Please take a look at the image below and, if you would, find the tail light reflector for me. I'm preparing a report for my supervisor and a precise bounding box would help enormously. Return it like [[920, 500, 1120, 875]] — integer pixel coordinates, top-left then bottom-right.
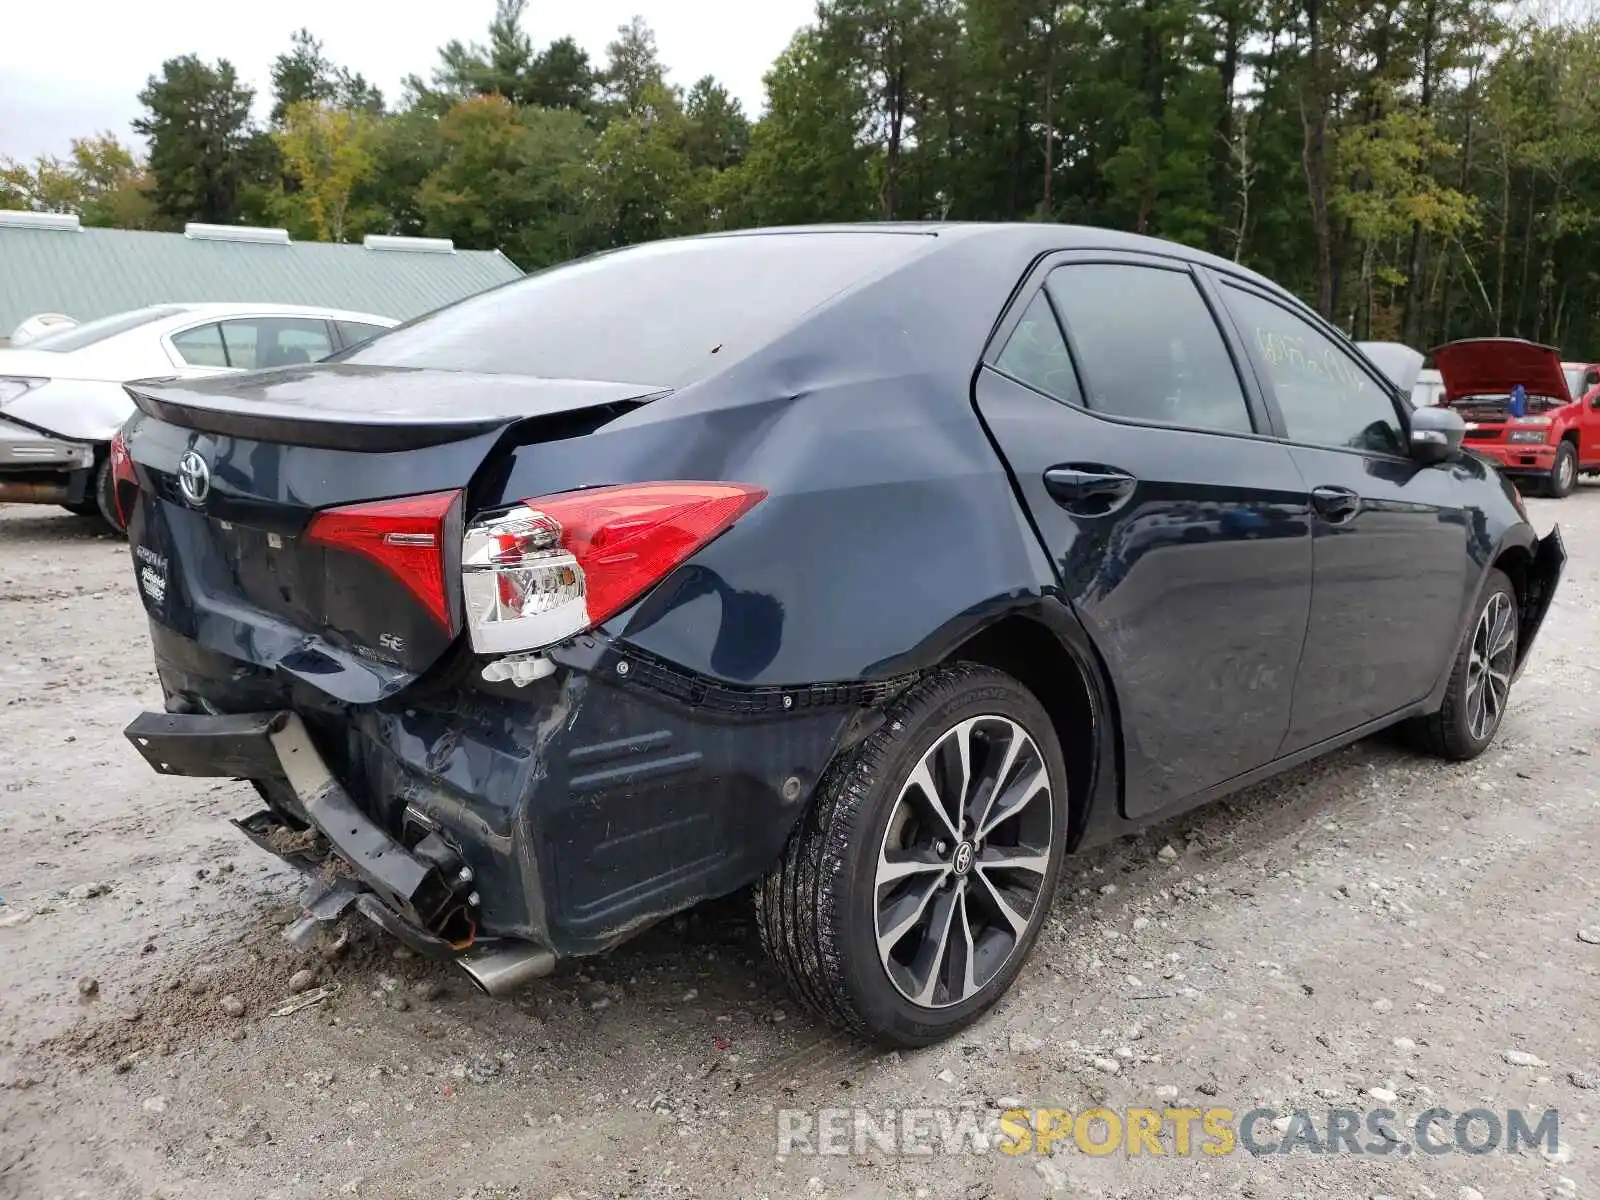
[[306, 490, 463, 630], [462, 482, 767, 655], [109, 428, 137, 527]]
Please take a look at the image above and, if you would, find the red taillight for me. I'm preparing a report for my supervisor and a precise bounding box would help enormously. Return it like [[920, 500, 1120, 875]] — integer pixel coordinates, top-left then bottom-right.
[[109, 429, 137, 527], [460, 481, 767, 655], [538, 482, 767, 623], [306, 489, 462, 630]]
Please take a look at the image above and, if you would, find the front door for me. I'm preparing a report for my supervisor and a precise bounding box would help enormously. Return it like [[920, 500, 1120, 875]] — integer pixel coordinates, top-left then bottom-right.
[[975, 255, 1314, 818], [1578, 367, 1600, 465], [1213, 278, 1466, 750]]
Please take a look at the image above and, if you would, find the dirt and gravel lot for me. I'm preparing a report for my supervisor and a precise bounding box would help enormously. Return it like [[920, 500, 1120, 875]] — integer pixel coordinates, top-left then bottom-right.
[[1, 492, 1598, 1200]]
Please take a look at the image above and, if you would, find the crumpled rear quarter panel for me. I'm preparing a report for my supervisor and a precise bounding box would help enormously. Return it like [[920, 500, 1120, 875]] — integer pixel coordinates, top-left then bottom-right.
[[348, 650, 866, 955]]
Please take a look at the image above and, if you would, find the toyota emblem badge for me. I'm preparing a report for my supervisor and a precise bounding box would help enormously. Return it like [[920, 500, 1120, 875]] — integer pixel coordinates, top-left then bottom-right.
[[177, 449, 211, 506]]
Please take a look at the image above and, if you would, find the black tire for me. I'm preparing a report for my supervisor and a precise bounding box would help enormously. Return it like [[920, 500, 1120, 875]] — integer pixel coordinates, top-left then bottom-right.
[[93, 456, 125, 534], [1405, 569, 1518, 761], [755, 663, 1069, 1047], [1549, 440, 1578, 498]]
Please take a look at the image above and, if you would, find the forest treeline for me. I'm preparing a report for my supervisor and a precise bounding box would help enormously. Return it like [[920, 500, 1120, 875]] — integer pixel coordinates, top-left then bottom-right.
[[6, 0, 1600, 352]]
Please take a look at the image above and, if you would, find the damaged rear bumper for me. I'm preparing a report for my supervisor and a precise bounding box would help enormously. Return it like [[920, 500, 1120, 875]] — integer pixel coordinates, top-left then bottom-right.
[[126, 710, 485, 959], [1515, 524, 1567, 680], [125, 623, 873, 968], [0, 418, 99, 506]]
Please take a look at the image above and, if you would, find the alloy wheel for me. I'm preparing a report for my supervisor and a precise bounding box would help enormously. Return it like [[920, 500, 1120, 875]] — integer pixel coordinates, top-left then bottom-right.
[[1466, 591, 1516, 741], [873, 715, 1053, 1009], [1560, 452, 1577, 492]]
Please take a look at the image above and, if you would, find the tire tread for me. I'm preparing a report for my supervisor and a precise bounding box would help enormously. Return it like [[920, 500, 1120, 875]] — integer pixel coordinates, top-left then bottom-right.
[[754, 662, 1059, 1042], [1405, 569, 1516, 761]]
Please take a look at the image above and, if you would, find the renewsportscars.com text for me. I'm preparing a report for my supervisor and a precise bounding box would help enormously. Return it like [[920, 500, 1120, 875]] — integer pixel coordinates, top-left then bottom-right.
[[776, 1106, 1560, 1158]]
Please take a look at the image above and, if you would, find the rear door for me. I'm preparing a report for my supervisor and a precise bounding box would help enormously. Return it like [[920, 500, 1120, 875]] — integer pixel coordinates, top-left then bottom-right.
[[974, 251, 1313, 818], [1211, 275, 1464, 750]]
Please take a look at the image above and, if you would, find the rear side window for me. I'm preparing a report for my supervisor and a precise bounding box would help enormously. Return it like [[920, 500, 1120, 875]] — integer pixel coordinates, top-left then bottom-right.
[[218, 318, 334, 369], [343, 232, 934, 386], [170, 323, 228, 368], [335, 320, 387, 349], [1222, 285, 1406, 456], [995, 293, 1081, 404], [1045, 264, 1254, 435]]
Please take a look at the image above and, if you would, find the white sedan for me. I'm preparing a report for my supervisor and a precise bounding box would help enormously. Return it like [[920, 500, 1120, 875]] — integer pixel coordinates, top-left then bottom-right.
[[0, 302, 397, 530]]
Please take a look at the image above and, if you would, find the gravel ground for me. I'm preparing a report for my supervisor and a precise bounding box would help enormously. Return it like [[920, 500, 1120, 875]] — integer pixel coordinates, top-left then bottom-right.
[[0, 492, 1597, 1200]]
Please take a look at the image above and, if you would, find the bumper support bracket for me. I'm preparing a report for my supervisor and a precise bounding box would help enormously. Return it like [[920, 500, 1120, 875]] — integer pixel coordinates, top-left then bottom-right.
[[124, 709, 475, 953]]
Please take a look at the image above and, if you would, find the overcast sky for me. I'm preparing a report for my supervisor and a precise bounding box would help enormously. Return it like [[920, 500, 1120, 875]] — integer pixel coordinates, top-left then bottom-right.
[[0, 0, 817, 162]]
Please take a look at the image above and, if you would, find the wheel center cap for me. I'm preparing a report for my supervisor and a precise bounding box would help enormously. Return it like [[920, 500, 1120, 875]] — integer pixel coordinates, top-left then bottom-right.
[[952, 840, 975, 876]]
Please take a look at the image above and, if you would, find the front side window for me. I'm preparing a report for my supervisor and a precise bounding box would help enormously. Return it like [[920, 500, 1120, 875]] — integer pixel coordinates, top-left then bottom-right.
[[1044, 264, 1254, 435], [1223, 285, 1405, 456], [995, 292, 1081, 405], [170, 323, 228, 368], [217, 318, 334, 369]]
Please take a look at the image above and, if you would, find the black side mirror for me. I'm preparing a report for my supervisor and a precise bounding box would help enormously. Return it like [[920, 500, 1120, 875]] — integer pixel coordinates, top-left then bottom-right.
[[1409, 405, 1464, 464]]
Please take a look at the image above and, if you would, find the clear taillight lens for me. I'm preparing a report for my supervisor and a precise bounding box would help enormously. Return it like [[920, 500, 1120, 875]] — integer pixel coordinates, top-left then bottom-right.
[[462, 507, 588, 654], [463, 481, 767, 656]]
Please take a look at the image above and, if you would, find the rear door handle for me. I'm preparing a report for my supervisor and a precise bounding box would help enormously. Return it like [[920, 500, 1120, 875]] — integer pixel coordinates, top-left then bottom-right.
[[1310, 485, 1362, 523], [1044, 465, 1138, 514]]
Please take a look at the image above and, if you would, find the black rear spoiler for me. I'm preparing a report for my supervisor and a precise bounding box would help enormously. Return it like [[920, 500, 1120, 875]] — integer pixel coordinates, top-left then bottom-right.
[[126, 384, 509, 451], [125, 365, 665, 453]]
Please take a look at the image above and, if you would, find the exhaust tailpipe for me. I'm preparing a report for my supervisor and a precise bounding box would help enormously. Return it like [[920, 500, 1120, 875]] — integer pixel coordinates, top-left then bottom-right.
[[457, 941, 557, 996]]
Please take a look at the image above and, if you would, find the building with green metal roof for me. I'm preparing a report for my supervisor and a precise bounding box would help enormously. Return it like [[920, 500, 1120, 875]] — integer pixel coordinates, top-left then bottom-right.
[[0, 212, 523, 342]]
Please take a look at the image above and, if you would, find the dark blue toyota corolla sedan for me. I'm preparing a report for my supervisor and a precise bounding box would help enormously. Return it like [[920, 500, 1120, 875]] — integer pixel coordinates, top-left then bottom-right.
[[116, 224, 1564, 1046]]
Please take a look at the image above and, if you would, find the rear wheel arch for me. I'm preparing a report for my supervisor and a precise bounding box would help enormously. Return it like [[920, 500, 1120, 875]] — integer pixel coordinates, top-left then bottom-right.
[[1491, 542, 1542, 668], [1405, 567, 1518, 760], [755, 661, 1072, 1044], [1494, 542, 1531, 600], [939, 612, 1114, 844]]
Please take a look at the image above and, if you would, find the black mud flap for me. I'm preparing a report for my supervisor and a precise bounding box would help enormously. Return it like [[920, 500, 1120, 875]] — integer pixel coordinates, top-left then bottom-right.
[[1517, 524, 1567, 679]]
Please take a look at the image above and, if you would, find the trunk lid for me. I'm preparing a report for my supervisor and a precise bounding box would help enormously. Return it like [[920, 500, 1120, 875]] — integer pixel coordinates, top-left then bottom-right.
[[123, 365, 663, 703]]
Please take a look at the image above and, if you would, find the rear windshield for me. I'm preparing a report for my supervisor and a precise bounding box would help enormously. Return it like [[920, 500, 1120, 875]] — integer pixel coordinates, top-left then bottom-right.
[[30, 306, 186, 352], [341, 232, 934, 386]]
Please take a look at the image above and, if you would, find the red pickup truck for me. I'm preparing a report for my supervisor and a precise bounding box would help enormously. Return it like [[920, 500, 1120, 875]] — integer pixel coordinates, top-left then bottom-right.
[[1433, 337, 1600, 497]]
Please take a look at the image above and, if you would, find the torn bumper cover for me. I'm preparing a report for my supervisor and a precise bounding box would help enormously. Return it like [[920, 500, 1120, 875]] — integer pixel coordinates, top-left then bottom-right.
[[125, 710, 482, 960], [122, 629, 870, 971], [1515, 524, 1567, 680]]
